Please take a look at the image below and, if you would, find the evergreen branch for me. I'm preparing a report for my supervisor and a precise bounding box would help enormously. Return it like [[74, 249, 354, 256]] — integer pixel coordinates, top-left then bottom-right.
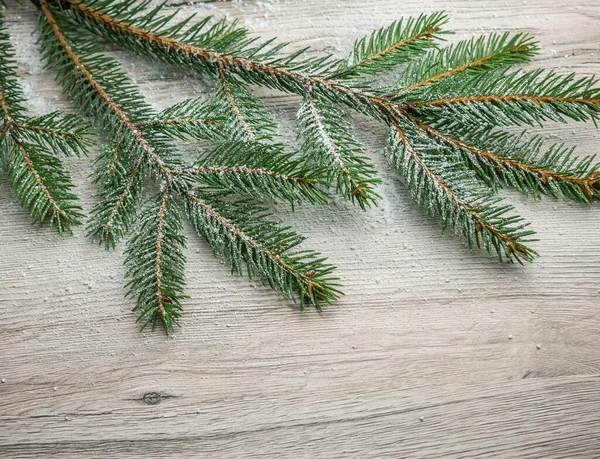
[[38, 0, 174, 174], [0, 12, 86, 232], [125, 186, 186, 332], [416, 120, 600, 200], [0, 15, 26, 123], [212, 63, 276, 142], [181, 165, 323, 202], [105, 125, 123, 176], [298, 89, 381, 209], [2, 134, 83, 232], [385, 120, 536, 262], [35, 1, 341, 330], [218, 59, 256, 142], [175, 141, 328, 204], [38, 0, 182, 246], [17, 123, 72, 137], [392, 32, 538, 96], [88, 154, 145, 248], [329, 12, 448, 80], [184, 191, 341, 308], [57, 0, 407, 119], [135, 97, 222, 141], [8, 1, 597, 333], [412, 69, 600, 126], [15, 113, 93, 156]]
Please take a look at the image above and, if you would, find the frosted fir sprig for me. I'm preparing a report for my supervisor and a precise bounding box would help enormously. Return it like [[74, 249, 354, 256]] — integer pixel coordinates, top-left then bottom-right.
[[1, 0, 598, 332]]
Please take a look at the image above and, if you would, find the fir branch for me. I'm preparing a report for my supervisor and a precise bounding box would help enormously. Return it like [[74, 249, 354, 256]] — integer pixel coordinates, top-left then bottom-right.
[[178, 141, 328, 205], [298, 89, 381, 208], [392, 32, 538, 96], [57, 0, 407, 119], [184, 191, 341, 309], [37, 0, 180, 245], [412, 69, 600, 126], [329, 12, 448, 80], [134, 98, 221, 142], [15, 112, 93, 156], [125, 186, 186, 332], [35, 0, 340, 330], [6, 1, 598, 333], [38, 0, 175, 172], [415, 120, 600, 200], [212, 62, 277, 142], [218, 59, 256, 141], [0, 12, 87, 233], [88, 153, 145, 248], [386, 120, 536, 262], [2, 135, 83, 232]]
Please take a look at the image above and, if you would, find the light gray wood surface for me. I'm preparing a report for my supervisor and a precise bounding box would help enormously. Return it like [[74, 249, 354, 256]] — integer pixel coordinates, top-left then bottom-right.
[[1, 1, 600, 457]]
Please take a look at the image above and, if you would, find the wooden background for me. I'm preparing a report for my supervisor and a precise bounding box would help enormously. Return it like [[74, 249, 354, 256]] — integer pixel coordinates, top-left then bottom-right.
[[1, 0, 599, 457]]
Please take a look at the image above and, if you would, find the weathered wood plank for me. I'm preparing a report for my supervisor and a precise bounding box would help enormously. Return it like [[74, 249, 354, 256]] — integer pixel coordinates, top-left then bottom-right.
[[1, 0, 599, 457]]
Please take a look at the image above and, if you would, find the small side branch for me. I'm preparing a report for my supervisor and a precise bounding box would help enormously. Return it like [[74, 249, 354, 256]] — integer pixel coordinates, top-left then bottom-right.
[[217, 59, 256, 141], [416, 121, 600, 198], [134, 118, 214, 128], [415, 94, 600, 108], [175, 165, 315, 185], [16, 141, 65, 219], [304, 89, 367, 198], [155, 184, 169, 324], [390, 120, 533, 259]]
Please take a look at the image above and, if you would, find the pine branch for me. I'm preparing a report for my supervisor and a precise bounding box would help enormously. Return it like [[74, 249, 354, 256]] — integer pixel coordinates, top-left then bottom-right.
[[2, 135, 83, 232], [385, 120, 536, 263], [37, 0, 181, 246], [125, 186, 186, 332], [213, 61, 276, 142], [392, 32, 538, 96], [34, 0, 339, 331], [178, 141, 328, 205], [298, 89, 381, 208], [329, 12, 448, 80], [411, 69, 600, 126], [15, 113, 92, 156], [88, 153, 146, 248], [0, 11, 88, 233], [184, 191, 341, 309], [56, 0, 404, 119], [135, 98, 220, 142], [415, 120, 600, 200], [5, 0, 597, 333]]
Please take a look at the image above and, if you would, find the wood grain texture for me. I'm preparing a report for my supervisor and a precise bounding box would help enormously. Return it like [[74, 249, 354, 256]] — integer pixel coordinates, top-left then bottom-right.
[[1, 0, 600, 457]]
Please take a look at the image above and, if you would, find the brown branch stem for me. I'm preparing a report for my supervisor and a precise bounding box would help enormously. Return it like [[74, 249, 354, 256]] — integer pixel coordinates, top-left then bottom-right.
[[175, 165, 313, 184], [415, 94, 600, 108], [155, 184, 169, 322]]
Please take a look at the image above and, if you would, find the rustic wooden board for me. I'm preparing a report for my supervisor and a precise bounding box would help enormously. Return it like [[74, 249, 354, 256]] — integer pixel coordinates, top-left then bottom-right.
[[1, 0, 599, 457]]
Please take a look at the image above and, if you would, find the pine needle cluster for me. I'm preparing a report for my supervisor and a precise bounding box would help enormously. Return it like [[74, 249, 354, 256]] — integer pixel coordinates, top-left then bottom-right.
[[1, 0, 599, 332]]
